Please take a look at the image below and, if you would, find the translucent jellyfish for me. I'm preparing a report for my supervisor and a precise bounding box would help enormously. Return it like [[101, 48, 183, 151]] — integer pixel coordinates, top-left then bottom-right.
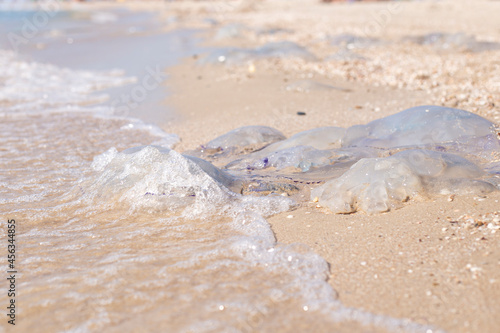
[[250, 145, 382, 173], [184, 155, 242, 192], [342, 105, 498, 155], [392, 150, 485, 179], [326, 49, 368, 61], [285, 80, 350, 93], [311, 157, 422, 214], [447, 133, 500, 162], [329, 33, 381, 49], [403, 32, 474, 49], [214, 23, 248, 40], [204, 125, 286, 151], [117, 147, 243, 193], [228, 127, 346, 171], [200, 41, 316, 65], [87, 146, 237, 212], [86, 146, 293, 216], [393, 150, 497, 194], [485, 161, 500, 175], [248, 145, 337, 172], [257, 27, 294, 36], [261, 127, 346, 153], [403, 32, 500, 53], [312, 150, 497, 214], [177, 105, 499, 215], [255, 41, 317, 61]]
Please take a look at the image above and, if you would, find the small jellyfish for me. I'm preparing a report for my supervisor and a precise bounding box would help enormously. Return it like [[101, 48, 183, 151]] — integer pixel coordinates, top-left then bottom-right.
[[312, 149, 497, 214], [199, 41, 317, 65], [228, 127, 346, 171], [204, 125, 286, 151], [342, 105, 497, 152]]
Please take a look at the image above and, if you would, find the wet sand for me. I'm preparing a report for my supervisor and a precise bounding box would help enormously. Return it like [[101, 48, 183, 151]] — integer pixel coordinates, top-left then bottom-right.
[[159, 0, 500, 332]]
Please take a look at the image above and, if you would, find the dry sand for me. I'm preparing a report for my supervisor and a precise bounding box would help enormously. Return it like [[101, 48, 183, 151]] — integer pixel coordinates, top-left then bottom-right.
[[140, 0, 500, 331]]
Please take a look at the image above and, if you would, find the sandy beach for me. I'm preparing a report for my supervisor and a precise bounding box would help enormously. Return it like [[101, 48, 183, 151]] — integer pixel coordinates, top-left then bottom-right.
[[1, 0, 499, 332], [160, 0, 500, 332]]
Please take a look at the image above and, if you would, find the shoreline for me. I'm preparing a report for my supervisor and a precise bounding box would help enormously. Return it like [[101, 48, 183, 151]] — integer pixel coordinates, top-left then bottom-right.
[[6, 0, 497, 331], [160, 1, 500, 332]]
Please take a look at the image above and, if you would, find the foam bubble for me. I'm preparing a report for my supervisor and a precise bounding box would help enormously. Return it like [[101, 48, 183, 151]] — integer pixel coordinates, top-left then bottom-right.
[[82, 145, 293, 217]]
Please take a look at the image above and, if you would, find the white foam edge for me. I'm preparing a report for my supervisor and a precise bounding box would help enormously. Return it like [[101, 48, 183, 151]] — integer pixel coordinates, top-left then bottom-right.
[[228, 211, 441, 333]]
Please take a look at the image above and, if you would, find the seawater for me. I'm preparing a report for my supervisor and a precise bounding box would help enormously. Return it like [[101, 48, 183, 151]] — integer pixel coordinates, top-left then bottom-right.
[[0, 6, 437, 333], [0, 4, 202, 124]]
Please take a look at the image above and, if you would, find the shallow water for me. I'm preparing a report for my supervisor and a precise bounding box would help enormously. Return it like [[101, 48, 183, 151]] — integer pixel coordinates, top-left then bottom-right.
[[0, 4, 202, 124]]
